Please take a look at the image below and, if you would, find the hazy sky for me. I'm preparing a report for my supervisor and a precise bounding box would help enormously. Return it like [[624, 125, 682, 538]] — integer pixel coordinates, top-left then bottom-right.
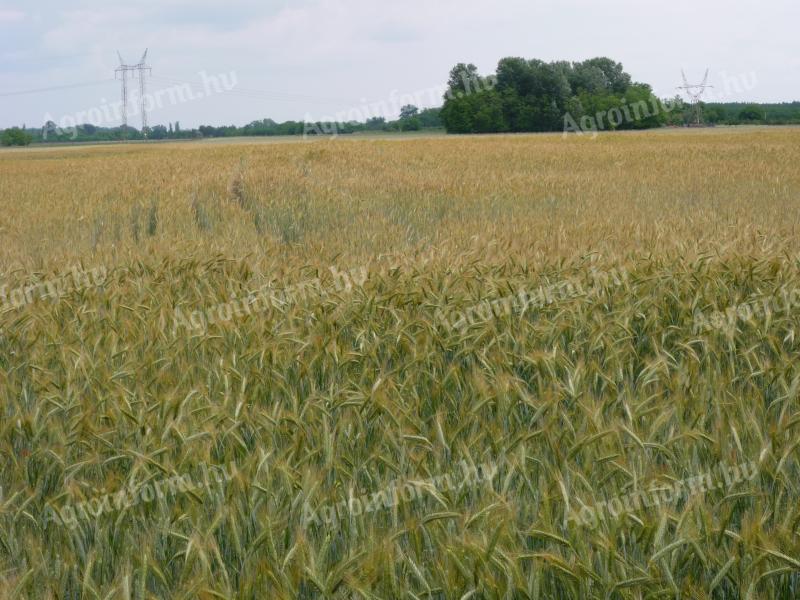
[[1, 0, 798, 129]]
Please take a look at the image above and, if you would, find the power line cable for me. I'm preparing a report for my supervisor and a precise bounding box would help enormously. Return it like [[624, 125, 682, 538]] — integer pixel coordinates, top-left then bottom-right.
[[0, 79, 116, 98]]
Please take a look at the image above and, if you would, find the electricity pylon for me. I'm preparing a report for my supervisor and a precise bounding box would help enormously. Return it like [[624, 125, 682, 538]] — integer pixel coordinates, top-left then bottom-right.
[[115, 49, 151, 140], [677, 69, 713, 126], [135, 49, 151, 137]]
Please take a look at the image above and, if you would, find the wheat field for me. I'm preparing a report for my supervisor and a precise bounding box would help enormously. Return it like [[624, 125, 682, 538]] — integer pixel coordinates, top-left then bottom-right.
[[1, 127, 800, 598]]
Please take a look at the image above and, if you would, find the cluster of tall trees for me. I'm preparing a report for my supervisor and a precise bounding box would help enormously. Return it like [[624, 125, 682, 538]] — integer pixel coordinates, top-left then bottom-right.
[[440, 57, 669, 133]]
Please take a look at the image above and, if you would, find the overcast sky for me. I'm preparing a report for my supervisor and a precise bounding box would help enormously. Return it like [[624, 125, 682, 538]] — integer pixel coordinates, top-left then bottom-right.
[[1, 0, 798, 130]]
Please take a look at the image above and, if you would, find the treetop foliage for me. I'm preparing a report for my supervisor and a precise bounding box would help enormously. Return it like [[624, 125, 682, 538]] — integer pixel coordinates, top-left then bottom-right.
[[440, 56, 668, 134]]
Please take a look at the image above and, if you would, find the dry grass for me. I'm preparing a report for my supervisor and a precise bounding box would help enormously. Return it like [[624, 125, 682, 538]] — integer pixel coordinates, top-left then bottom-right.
[[1, 127, 800, 598]]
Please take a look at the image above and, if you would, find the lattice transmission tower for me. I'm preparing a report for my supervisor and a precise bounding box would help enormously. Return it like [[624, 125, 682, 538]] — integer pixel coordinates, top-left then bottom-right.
[[677, 69, 713, 126], [115, 49, 152, 140]]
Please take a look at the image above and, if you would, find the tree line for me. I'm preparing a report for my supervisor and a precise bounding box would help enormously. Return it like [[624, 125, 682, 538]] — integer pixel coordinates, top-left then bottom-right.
[[692, 102, 800, 125], [0, 108, 443, 145]]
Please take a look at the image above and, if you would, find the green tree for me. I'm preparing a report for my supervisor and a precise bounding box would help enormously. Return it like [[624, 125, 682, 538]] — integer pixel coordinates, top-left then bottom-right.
[[149, 125, 168, 140], [440, 94, 476, 133], [1, 127, 33, 146], [738, 105, 763, 122], [365, 117, 386, 131], [399, 105, 419, 120], [703, 104, 726, 124], [618, 84, 668, 129], [574, 57, 631, 94], [417, 108, 442, 128], [447, 63, 480, 96], [400, 117, 421, 131], [472, 90, 507, 133]]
